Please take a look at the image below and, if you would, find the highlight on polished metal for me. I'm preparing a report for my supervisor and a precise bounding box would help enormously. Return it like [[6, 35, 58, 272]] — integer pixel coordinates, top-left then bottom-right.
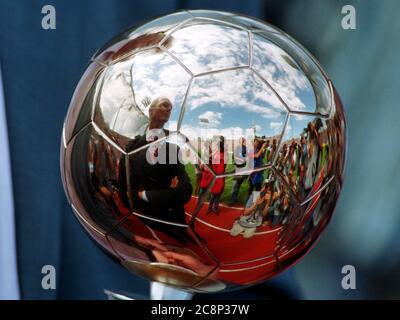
[[61, 10, 346, 293]]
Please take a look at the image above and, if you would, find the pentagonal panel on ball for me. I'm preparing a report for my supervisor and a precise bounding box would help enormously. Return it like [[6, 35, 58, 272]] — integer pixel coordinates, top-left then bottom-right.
[[129, 48, 192, 131], [165, 19, 250, 75], [93, 48, 191, 152], [252, 33, 317, 114], [179, 68, 288, 179], [64, 123, 131, 243], [253, 31, 332, 115], [64, 61, 106, 145]]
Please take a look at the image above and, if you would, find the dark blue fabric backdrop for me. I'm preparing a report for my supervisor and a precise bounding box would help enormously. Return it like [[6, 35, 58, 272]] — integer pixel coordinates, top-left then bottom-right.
[[0, 0, 300, 299]]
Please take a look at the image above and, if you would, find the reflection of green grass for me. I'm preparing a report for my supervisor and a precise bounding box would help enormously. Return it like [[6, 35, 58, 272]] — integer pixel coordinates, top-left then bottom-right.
[[185, 163, 197, 187], [183, 150, 272, 206], [184, 163, 250, 205]]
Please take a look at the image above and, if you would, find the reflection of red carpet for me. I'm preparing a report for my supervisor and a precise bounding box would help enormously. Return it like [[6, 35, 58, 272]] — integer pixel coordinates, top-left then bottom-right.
[[184, 197, 281, 265], [111, 184, 326, 285]]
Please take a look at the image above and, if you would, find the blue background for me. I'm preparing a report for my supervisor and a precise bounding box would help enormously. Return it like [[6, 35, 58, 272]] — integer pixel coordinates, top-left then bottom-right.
[[0, 0, 399, 299]]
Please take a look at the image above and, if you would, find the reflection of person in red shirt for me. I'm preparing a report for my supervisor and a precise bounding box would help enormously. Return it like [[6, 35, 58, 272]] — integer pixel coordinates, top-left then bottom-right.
[[198, 136, 226, 214]]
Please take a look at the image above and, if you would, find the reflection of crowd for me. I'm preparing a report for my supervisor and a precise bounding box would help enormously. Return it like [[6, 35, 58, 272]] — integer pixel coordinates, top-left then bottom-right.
[[231, 180, 292, 238], [228, 115, 344, 238], [88, 136, 131, 219], [277, 110, 346, 250], [229, 137, 277, 205], [275, 118, 335, 203]]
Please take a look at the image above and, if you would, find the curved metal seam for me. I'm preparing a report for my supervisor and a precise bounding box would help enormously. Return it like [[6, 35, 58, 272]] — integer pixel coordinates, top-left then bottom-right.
[[158, 17, 195, 47], [217, 163, 272, 178], [127, 134, 169, 156], [129, 210, 188, 228], [65, 121, 92, 147], [106, 45, 160, 66], [248, 29, 253, 67], [160, 46, 194, 77], [177, 77, 194, 131], [219, 241, 302, 272], [92, 121, 127, 155], [192, 16, 249, 32], [185, 211, 282, 235], [250, 66, 291, 113], [194, 65, 249, 78], [300, 175, 335, 206]]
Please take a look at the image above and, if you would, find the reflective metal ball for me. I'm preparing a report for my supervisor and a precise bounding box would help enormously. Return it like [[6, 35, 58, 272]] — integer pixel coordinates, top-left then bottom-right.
[[61, 10, 346, 293]]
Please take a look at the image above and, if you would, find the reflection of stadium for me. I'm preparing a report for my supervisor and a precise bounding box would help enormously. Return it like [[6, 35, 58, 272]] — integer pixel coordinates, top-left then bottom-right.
[[62, 10, 346, 291]]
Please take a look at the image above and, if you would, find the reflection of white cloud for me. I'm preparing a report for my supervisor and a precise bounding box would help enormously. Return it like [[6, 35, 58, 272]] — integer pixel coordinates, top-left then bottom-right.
[[168, 23, 249, 74], [198, 111, 222, 127], [188, 69, 286, 122], [252, 34, 315, 112], [131, 50, 191, 116]]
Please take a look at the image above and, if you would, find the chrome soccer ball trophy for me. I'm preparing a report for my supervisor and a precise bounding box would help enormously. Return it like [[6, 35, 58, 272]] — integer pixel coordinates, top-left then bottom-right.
[[60, 10, 346, 299]]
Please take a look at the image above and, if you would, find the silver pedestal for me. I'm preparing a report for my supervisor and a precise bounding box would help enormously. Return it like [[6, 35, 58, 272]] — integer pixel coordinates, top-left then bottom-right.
[[105, 282, 193, 300]]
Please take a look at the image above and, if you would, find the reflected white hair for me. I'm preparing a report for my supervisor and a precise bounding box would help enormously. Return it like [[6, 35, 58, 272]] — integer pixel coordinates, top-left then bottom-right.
[[148, 97, 172, 113]]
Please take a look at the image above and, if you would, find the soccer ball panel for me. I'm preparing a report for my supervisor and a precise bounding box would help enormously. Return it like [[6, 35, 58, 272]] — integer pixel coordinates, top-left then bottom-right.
[[65, 124, 130, 235], [93, 49, 191, 153], [166, 19, 249, 75], [252, 33, 317, 114], [254, 31, 332, 115], [180, 68, 288, 174], [64, 61, 105, 144]]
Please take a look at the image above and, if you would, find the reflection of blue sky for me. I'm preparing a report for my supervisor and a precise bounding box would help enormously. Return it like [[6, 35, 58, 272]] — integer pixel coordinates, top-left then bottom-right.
[[252, 34, 316, 113], [180, 69, 287, 140], [168, 22, 249, 74]]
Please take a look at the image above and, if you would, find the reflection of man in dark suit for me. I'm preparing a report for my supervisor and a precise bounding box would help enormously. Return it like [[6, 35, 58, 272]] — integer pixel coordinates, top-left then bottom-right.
[[127, 97, 192, 226]]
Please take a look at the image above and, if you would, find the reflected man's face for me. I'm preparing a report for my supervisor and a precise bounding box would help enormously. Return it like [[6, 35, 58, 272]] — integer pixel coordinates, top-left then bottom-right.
[[150, 101, 172, 125]]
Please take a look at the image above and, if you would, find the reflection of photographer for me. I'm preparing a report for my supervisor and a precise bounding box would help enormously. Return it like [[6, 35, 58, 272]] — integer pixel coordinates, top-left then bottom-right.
[[230, 182, 274, 238], [127, 97, 192, 225]]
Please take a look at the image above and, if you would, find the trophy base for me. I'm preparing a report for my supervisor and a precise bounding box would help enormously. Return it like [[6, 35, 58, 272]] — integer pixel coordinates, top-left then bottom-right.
[[105, 282, 193, 300]]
